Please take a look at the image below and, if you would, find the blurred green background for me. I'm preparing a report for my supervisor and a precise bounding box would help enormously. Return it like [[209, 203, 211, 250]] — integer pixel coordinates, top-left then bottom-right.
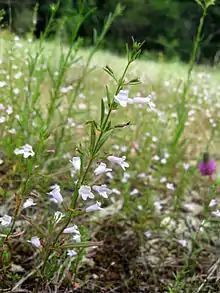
[[1, 0, 219, 64]]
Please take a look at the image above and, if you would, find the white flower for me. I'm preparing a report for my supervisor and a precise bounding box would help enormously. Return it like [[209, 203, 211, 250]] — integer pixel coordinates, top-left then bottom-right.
[[67, 249, 77, 257], [107, 156, 129, 170], [0, 116, 6, 123], [47, 184, 63, 205], [209, 199, 217, 208], [161, 158, 167, 164], [72, 234, 81, 242], [14, 144, 35, 158], [154, 201, 162, 211], [63, 225, 80, 234], [86, 201, 102, 212], [144, 230, 152, 238], [92, 185, 112, 198], [0, 215, 12, 226], [212, 210, 220, 217], [28, 236, 41, 248], [152, 155, 160, 161], [69, 157, 81, 171], [8, 128, 16, 134], [137, 204, 142, 210], [54, 211, 65, 223], [121, 172, 130, 183], [94, 162, 112, 176], [0, 81, 6, 87], [130, 189, 139, 195], [183, 163, 190, 170], [114, 90, 130, 107], [160, 177, 167, 183], [6, 105, 13, 115], [166, 183, 175, 191], [14, 72, 22, 79], [112, 188, 121, 195], [60, 85, 73, 94], [0, 158, 3, 165], [79, 185, 95, 201], [132, 96, 152, 104], [23, 198, 37, 209], [13, 88, 20, 95], [176, 239, 188, 248]]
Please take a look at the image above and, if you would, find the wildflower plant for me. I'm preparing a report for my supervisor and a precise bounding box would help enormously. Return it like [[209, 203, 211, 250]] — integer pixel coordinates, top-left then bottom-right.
[[0, 9, 143, 286]]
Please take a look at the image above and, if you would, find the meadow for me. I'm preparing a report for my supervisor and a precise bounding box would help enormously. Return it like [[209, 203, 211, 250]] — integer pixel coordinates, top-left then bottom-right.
[[1, 1, 220, 292]]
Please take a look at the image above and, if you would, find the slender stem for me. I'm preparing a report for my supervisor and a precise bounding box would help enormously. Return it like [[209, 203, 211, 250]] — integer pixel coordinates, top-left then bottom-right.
[[35, 60, 133, 289]]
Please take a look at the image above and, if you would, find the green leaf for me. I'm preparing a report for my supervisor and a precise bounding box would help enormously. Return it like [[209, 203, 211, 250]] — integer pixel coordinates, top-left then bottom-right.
[[100, 98, 105, 128], [105, 120, 111, 131], [93, 28, 97, 43], [60, 241, 104, 249], [104, 66, 117, 82], [95, 130, 113, 154], [127, 78, 141, 85], [114, 121, 131, 129], [89, 121, 96, 154], [194, 0, 204, 8], [106, 85, 112, 108]]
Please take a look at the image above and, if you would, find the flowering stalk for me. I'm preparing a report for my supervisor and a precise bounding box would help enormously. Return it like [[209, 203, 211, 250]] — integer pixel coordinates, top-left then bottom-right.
[[171, 0, 214, 148], [33, 41, 143, 290]]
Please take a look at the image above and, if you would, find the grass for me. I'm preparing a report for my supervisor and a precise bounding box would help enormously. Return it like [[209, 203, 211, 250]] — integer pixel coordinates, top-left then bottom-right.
[[1, 27, 220, 293]]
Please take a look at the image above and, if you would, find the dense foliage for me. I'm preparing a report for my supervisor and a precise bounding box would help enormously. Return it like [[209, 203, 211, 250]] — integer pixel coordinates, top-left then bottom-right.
[[1, 0, 219, 63]]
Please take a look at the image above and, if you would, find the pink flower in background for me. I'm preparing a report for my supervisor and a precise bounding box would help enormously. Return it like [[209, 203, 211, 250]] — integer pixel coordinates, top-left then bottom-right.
[[199, 152, 216, 176]]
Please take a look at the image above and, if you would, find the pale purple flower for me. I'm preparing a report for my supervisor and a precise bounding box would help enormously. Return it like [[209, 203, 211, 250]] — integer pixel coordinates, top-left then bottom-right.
[[183, 163, 190, 170], [23, 198, 37, 209], [72, 234, 81, 242], [107, 155, 129, 170], [0, 81, 6, 88], [130, 189, 139, 196], [86, 201, 102, 212], [6, 105, 13, 115], [209, 199, 217, 208], [79, 185, 95, 201], [67, 249, 77, 257], [160, 177, 167, 183], [47, 184, 63, 205], [69, 157, 81, 172], [92, 185, 112, 198], [28, 236, 41, 248], [94, 162, 112, 176], [54, 211, 65, 223], [212, 210, 220, 217], [154, 201, 162, 211], [112, 188, 121, 195], [132, 96, 152, 105], [144, 230, 152, 238], [8, 128, 16, 134], [114, 90, 130, 107], [14, 144, 35, 158], [63, 225, 80, 234], [0, 215, 12, 226], [176, 239, 188, 248], [166, 183, 175, 191], [0, 116, 6, 123]]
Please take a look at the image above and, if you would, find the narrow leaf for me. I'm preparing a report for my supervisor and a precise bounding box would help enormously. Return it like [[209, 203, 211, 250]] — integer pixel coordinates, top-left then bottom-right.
[[60, 241, 104, 249], [89, 121, 96, 154], [95, 130, 113, 154], [106, 85, 111, 108], [100, 98, 105, 128]]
